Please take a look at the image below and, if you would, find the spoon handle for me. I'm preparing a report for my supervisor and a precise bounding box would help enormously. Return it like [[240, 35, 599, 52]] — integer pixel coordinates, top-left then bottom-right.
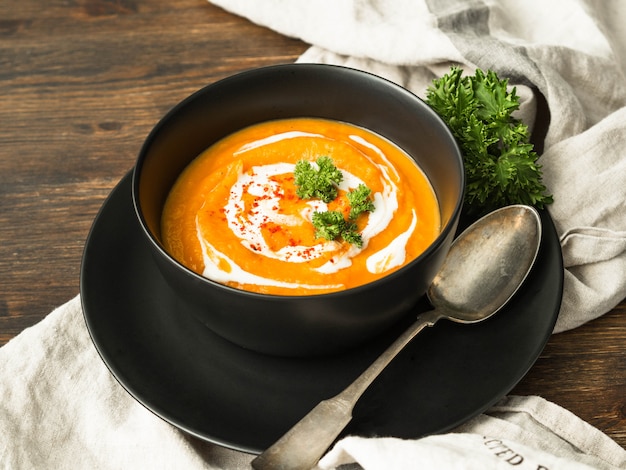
[[251, 309, 442, 470]]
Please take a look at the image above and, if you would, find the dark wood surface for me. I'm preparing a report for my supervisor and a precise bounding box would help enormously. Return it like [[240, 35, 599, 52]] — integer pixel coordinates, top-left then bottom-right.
[[1, 0, 625, 450]]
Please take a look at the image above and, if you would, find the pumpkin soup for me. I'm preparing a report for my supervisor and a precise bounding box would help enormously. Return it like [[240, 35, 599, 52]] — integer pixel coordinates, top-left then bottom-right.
[[161, 118, 440, 295]]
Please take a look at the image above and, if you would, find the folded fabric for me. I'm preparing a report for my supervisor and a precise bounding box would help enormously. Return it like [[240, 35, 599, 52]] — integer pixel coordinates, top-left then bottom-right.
[[0, 296, 254, 470], [319, 397, 626, 469], [2, 296, 625, 469], [208, 0, 626, 332]]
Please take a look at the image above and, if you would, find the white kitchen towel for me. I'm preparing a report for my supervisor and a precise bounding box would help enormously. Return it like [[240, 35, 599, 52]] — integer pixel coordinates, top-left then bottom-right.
[[1, 296, 625, 469], [207, 0, 626, 332], [0, 296, 253, 470]]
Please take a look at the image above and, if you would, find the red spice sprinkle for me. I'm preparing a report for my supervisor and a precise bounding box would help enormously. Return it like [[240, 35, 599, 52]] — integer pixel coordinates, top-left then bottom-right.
[[296, 246, 315, 260]]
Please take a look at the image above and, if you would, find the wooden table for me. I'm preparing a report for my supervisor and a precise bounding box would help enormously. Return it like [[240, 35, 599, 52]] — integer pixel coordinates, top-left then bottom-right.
[[2, 0, 625, 450]]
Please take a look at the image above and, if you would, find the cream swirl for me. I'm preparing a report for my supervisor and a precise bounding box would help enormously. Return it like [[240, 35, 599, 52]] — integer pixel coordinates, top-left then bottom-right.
[[198, 174, 414, 289]]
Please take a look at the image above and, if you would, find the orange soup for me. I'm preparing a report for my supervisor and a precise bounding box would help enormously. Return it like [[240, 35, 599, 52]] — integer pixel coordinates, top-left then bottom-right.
[[161, 118, 440, 295]]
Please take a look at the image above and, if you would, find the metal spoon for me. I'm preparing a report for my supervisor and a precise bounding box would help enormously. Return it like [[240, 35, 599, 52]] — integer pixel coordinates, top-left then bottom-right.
[[251, 204, 542, 470]]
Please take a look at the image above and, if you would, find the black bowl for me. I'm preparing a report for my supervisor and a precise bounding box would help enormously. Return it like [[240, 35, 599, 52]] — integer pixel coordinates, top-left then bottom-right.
[[132, 63, 464, 357]]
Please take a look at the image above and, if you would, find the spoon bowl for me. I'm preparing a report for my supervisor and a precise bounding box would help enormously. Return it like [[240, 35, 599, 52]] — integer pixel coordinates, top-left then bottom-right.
[[428, 204, 542, 323], [252, 204, 543, 470]]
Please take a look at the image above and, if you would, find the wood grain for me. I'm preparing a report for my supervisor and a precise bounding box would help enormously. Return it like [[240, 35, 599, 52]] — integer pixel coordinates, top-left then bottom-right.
[[1, 0, 625, 451], [0, 0, 306, 337]]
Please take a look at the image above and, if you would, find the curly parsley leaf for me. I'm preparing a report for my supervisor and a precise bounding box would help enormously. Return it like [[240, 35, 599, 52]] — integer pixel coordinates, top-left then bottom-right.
[[426, 66, 553, 215], [294, 156, 343, 203], [340, 222, 364, 248], [311, 210, 345, 241], [347, 184, 376, 220], [311, 211, 364, 248], [296, 157, 374, 248]]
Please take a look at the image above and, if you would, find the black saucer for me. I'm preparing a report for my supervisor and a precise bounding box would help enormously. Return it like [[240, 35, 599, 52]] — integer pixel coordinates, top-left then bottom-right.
[[81, 171, 563, 454]]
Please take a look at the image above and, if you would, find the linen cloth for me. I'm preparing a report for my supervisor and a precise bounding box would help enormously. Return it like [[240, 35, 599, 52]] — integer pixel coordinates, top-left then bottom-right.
[[1, 296, 625, 469], [2, 1, 626, 469]]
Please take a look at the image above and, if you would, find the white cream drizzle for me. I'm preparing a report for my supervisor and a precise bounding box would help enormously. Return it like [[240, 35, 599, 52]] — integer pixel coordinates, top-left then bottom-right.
[[367, 209, 418, 274], [196, 223, 342, 291], [233, 131, 324, 155], [195, 131, 420, 291], [224, 162, 338, 263]]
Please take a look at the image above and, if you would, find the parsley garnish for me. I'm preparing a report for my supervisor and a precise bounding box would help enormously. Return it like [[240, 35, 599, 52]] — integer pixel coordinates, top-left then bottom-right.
[[311, 211, 344, 241], [311, 211, 364, 248], [340, 222, 363, 248], [294, 158, 374, 247], [294, 156, 343, 203], [347, 184, 375, 220], [426, 67, 553, 215]]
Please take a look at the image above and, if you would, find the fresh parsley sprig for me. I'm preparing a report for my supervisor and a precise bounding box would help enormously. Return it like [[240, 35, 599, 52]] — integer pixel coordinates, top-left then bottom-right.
[[311, 211, 363, 248], [294, 158, 374, 248], [310, 211, 344, 241], [294, 156, 343, 203], [347, 184, 376, 220], [426, 67, 553, 215]]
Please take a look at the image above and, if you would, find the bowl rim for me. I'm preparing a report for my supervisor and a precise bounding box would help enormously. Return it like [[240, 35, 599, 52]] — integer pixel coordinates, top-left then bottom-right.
[[131, 63, 465, 300]]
